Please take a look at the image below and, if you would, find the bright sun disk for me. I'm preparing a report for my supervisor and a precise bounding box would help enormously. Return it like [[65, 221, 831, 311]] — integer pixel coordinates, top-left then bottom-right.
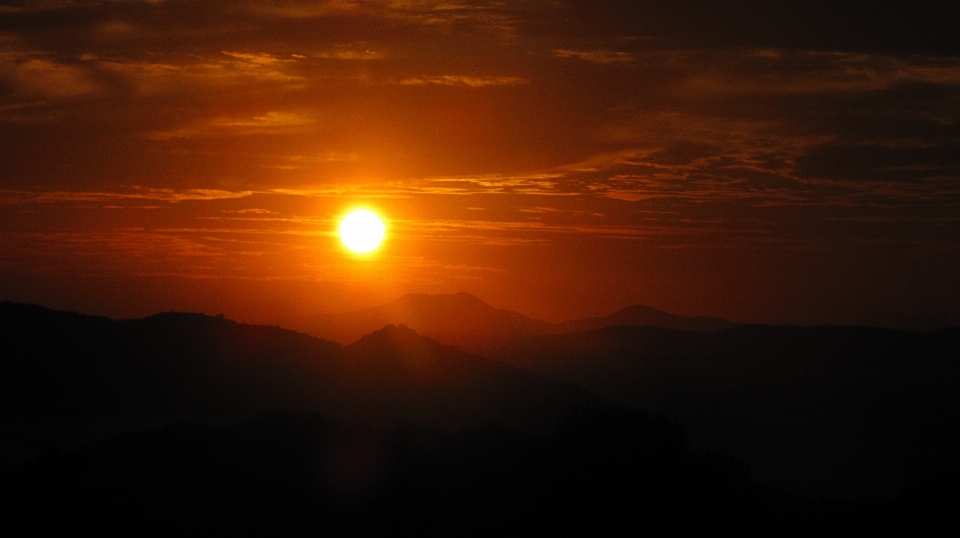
[[339, 209, 385, 253]]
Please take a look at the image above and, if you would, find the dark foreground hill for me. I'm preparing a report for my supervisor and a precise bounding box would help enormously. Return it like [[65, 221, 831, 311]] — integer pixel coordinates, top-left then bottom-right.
[[4, 409, 939, 535], [481, 324, 960, 500], [0, 302, 589, 468], [3, 302, 959, 530]]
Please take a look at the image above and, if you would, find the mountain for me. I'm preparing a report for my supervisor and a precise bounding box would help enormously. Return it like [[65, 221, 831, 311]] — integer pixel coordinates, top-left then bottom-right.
[[866, 310, 960, 332], [294, 292, 554, 344], [336, 324, 594, 430], [6, 410, 833, 535], [554, 304, 736, 334], [295, 292, 735, 344], [482, 324, 960, 500], [0, 301, 590, 468]]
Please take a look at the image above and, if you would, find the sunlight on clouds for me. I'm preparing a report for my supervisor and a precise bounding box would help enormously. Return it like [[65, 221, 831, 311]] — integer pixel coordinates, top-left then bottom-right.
[[268, 153, 362, 170], [268, 187, 414, 200], [7, 59, 101, 98], [0, 188, 253, 204], [399, 75, 527, 87], [98, 51, 305, 95], [266, 174, 570, 199], [316, 49, 384, 60], [147, 111, 316, 139], [221, 51, 291, 66], [425, 174, 567, 195]]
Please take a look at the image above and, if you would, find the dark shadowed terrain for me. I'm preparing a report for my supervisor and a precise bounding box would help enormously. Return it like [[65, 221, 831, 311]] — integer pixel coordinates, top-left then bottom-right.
[[5, 409, 944, 535], [0, 301, 588, 469], [2, 300, 959, 532], [476, 324, 960, 499]]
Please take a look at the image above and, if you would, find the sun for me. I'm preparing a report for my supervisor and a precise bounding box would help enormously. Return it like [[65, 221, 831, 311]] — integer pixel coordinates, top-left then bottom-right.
[[339, 209, 386, 254]]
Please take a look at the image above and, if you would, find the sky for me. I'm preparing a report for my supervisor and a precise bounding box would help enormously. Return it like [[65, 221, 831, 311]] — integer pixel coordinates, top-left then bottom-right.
[[1, 0, 959, 326]]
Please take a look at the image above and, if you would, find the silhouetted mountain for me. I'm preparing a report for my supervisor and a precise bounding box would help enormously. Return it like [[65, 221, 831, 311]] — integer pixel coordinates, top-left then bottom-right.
[[866, 310, 960, 332], [295, 292, 735, 345], [294, 292, 554, 344], [336, 324, 595, 429], [555, 304, 736, 334], [3, 409, 895, 534], [483, 324, 960, 500], [0, 302, 590, 468], [7, 299, 959, 511]]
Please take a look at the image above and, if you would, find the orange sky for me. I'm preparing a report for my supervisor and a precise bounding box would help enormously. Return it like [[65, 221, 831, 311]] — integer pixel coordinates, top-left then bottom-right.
[[2, 1, 959, 325]]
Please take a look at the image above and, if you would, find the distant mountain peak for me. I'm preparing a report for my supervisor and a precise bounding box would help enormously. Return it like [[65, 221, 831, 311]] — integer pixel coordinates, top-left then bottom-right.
[[613, 304, 667, 316], [346, 324, 442, 355], [390, 292, 493, 311], [554, 304, 735, 334], [363, 323, 423, 341], [296, 292, 553, 344]]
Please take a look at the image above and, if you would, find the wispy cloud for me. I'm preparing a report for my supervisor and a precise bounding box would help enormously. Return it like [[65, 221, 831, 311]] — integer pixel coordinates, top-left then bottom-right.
[[0, 56, 101, 99], [220, 50, 292, 66], [267, 174, 570, 198], [553, 49, 635, 65], [0, 188, 253, 204], [243, 0, 376, 19], [97, 51, 307, 95], [147, 111, 316, 139], [678, 50, 960, 96], [399, 75, 527, 87], [315, 49, 384, 60]]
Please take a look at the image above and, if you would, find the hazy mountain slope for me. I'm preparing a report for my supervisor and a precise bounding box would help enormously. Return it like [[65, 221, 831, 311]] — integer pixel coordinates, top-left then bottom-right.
[[1, 305, 345, 422], [294, 292, 555, 344], [337, 324, 594, 430], [866, 310, 960, 332], [483, 324, 960, 500], [0, 302, 591, 468], [554, 304, 736, 334], [295, 292, 736, 345]]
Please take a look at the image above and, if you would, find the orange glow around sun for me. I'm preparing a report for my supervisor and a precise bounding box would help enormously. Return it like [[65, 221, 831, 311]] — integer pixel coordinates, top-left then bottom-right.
[[339, 209, 386, 254]]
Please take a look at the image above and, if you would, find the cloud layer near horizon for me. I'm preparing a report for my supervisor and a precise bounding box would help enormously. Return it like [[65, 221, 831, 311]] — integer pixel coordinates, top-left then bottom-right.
[[1, 1, 959, 324]]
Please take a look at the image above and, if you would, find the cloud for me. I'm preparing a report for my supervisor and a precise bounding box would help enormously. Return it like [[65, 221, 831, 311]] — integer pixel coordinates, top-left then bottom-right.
[[264, 173, 572, 198], [2, 57, 101, 98], [0, 188, 254, 204], [147, 111, 316, 139], [561, 1, 960, 56], [2, 2, 959, 228], [97, 51, 306, 95], [0, 230, 228, 280], [243, 0, 375, 19], [676, 50, 960, 96], [553, 49, 635, 65], [398, 75, 527, 87], [220, 50, 291, 66], [315, 49, 384, 60], [237, 0, 525, 38]]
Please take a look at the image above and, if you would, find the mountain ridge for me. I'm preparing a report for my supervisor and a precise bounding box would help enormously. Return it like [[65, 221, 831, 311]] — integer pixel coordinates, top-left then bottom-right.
[[482, 322, 960, 500], [0, 301, 592, 469], [293, 292, 738, 345]]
